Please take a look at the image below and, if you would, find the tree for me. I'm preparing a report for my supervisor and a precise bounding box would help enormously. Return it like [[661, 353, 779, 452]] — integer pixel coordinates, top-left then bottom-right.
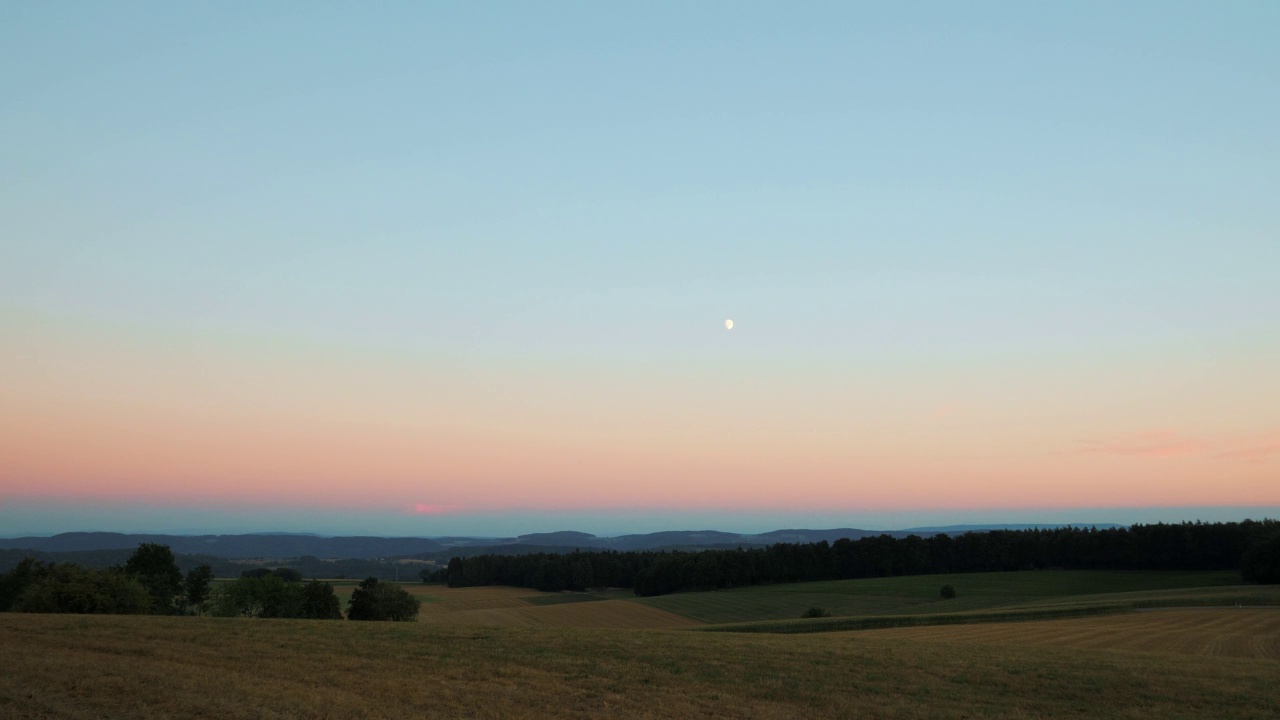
[[0, 558, 39, 612], [184, 564, 214, 614], [300, 580, 343, 620], [13, 564, 151, 614], [940, 584, 957, 600], [801, 606, 830, 618], [125, 543, 183, 614], [1241, 535, 1280, 584], [346, 577, 419, 621], [211, 575, 302, 618]]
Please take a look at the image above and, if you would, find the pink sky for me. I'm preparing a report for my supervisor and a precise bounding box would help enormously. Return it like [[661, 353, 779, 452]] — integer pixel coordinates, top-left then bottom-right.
[[3, 311, 1277, 528]]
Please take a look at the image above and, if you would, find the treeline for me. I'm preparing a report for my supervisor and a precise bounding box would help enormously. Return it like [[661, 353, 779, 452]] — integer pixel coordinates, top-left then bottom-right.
[[0, 548, 434, 583], [0, 544, 213, 615], [443, 520, 1280, 596], [0, 544, 420, 621]]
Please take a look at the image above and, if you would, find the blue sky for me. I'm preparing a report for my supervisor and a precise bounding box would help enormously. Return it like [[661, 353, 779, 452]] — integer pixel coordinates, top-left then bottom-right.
[[2, 2, 1277, 536]]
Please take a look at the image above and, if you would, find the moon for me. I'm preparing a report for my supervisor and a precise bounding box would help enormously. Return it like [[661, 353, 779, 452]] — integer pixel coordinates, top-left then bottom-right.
[[725, 319, 734, 330]]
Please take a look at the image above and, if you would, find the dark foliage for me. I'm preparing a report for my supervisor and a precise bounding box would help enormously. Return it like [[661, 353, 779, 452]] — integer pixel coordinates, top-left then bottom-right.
[[802, 606, 830, 618], [125, 543, 184, 614], [940, 584, 956, 599], [210, 575, 339, 619], [184, 564, 214, 613], [301, 580, 343, 619], [443, 520, 1280, 597], [0, 558, 39, 611], [241, 567, 303, 582], [7, 562, 151, 614], [346, 577, 419, 621], [1240, 534, 1280, 584]]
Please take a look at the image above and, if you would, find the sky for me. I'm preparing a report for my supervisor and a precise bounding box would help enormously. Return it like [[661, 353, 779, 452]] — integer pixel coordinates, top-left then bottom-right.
[[2, 2, 1278, 537]]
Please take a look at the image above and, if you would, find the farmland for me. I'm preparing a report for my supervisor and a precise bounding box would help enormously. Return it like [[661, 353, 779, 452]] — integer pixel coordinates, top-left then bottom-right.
[[314, 570, 1276, 631], [6, 570, 1278, 718], [2, 608, 1278, 719], [633, 569, 1249, 624], [850, 607, 1280, 660]]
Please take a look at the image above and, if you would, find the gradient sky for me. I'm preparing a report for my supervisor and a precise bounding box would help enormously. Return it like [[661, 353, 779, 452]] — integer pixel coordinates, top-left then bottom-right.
[[2, 2, 1278, 536]]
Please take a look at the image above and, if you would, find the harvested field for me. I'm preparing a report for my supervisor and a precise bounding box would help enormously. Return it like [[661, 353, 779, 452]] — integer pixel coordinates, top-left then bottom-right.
[[4, 612, 1278, 719], [850, 607, 1280, 659], [635, 570, 1250, 625], [414, 586, 698, 629]]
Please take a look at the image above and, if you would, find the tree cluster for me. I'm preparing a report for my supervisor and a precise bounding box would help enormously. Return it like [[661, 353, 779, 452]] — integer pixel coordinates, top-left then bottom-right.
[[210, 575, 343, 619], [445, 550, 654, 591], [346, 577, 420, 621], [0, 544, 420, 621], [0, 543, 213, 615], [442, 520, 1280, 596]]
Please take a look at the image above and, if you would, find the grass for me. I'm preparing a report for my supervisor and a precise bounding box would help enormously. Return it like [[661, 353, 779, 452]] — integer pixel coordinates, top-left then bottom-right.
[[2, 611, 1277, 719], [850, 607, 1280, 660], [634, 570, 1247, 624], [521, 590, 635, 606]]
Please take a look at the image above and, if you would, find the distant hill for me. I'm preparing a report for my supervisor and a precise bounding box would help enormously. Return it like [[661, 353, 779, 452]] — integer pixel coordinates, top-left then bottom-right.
[[515, 531, 607, 547], [0, 532, 444, 560], [0, 524, 1126, 561], [901, 523, 1125, 534]]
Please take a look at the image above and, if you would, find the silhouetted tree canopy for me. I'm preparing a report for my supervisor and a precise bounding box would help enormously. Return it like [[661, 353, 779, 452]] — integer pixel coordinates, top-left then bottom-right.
[[346, 577, 419, 621], [211, 575, 342, 619], [1241, 534, 1280, 585], [6, 561, 151, 614], [184, 564, 214, 614], [125, 543, 183, 614], [442, 520, 1280, 597]]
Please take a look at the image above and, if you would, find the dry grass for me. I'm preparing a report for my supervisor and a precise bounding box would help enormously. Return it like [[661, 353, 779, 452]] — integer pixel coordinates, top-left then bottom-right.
[[401, 586, 699, 629], [2, 612, 1278, 719], [417, 597, 700, 629], [849, 607, 1280, 660]]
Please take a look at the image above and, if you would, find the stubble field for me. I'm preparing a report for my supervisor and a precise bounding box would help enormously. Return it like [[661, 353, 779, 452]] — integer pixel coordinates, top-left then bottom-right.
[[3, 609, 1279, 720], [5, 571, 1278, 719]]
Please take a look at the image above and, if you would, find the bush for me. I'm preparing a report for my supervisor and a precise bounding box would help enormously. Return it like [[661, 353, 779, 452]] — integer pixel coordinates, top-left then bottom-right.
[[940, 584, 957, 599], [347, 577, 419, 621], [801, 606, 830, 619]]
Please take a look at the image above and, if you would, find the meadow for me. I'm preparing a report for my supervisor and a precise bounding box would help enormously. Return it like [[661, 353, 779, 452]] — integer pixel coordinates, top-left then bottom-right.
[[5, 570, 1278, 718]]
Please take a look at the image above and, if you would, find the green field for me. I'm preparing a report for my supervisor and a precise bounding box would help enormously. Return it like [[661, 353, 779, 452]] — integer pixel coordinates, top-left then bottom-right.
[[633, 570, 1248, 624]]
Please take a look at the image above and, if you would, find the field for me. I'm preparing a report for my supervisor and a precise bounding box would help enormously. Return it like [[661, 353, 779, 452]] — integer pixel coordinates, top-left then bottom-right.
[[633, 569, 1250, 624], [317, 583, 698, 629], [3, 609, 1278, 719], [851, 607, 1280, 660], [314, 571, 1279, 632], [6, 571, 1278, 718]]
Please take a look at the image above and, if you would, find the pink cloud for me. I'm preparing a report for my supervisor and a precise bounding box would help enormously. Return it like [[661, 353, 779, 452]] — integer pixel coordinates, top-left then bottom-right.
[[1067, 430, 1280, 464], [1212, 435, 1280, 462], [1071, 431, 1205, 458], [406, 503, 463, 516]]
